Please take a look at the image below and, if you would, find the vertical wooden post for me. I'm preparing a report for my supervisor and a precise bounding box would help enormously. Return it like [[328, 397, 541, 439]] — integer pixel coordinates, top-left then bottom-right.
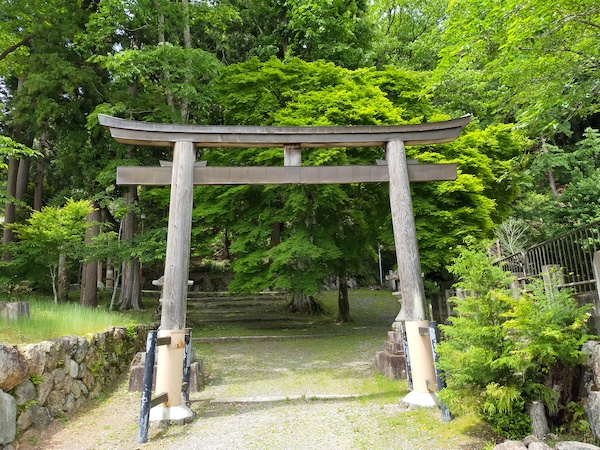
[[386, 140, 427, 321], [284, 144, 301, 167], [160, 140, 195, 330], [387, 140, 437, 404]]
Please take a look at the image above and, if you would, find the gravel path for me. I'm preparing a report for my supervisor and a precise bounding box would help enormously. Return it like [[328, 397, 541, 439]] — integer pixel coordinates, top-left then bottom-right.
[[18, 293, 491, 450]]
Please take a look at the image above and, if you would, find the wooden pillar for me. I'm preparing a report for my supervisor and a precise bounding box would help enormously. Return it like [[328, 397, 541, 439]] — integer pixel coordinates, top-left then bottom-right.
[[160, 140, 195, 330], [386, 139, 427, 321], [284, 144, 301, 167]]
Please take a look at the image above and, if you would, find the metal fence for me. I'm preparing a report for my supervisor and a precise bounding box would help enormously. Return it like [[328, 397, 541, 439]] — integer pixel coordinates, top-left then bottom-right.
[[495, 220, 600, 293]]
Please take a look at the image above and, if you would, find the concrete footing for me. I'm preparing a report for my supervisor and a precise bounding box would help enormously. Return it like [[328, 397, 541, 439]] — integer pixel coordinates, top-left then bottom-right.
[[400, 390, 440, 408], [149, 404, 195, 422]]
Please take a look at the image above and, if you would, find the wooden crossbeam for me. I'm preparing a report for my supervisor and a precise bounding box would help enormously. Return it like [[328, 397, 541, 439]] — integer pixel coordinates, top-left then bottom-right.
[[99, 114, 472, 148], [116, 164, 457, 186]]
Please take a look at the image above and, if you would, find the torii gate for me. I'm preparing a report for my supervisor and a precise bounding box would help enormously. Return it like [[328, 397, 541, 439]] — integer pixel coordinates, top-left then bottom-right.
[[99, 113, 471, 418]]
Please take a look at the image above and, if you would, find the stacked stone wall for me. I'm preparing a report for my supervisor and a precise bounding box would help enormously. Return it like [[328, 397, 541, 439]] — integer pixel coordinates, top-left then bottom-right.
[[0, 325, 150, 449]]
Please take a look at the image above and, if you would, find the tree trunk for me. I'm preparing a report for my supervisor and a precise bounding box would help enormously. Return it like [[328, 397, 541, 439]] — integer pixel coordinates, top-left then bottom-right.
[[337, 276, 351, 323], [80, 206, 100, 307], [57, 253, 69, 302], [118, 186, 142, 310], [180, 0, 192, 122], [16, 157, 30, 202], [2, 156, 18, 255], [270, 222, 281, 248], [223, 228, 231, 260], [3, 74, 27, 255], [290, 292, 322, 314], [33, 132, 47, 211], [541, 137, 559, 197]]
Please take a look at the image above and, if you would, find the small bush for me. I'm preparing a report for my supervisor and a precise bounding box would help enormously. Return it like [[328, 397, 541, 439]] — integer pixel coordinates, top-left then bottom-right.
[[437, 248, 592, 439]]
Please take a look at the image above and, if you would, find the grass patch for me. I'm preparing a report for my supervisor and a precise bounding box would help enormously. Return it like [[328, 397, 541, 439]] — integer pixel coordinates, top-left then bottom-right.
[[0, 294, 150, 344]]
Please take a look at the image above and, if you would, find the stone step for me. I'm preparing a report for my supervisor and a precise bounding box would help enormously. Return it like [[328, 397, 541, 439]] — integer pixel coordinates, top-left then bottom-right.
[[186, 299, 289, 309]]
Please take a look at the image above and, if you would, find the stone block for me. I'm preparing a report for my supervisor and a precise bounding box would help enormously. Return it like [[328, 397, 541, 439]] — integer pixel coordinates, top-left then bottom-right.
[[0, 389, 17, 445], [492, 441, 527, 450], [36, 374, 54, 406], [387, 331, 402, 344], [384, 341, 403, 355], [0, 345, 28, 392], [12, 379, 36, 406], [586, 391, 600, 442], [374, 351, 406, 380], [555, 442, 600, 450]]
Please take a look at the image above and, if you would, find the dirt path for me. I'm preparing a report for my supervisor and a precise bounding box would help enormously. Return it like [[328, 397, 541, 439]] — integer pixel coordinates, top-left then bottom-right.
[[18, 335, 489, 450]]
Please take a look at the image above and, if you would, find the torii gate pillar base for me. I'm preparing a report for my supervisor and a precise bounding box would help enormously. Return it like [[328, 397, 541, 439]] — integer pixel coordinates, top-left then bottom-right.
[[400, 391, 440, 409], [401, 320, 438, 408], [149, 405, 194, 422]]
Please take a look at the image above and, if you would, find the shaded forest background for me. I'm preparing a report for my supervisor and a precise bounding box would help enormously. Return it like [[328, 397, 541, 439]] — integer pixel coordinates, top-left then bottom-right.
[[0, 0, 599, 312]]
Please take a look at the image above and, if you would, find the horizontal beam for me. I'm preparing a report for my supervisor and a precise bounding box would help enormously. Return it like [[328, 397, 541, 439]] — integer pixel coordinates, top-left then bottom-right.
[[116, 164, 457, 186], [99, 115, 472, 148]]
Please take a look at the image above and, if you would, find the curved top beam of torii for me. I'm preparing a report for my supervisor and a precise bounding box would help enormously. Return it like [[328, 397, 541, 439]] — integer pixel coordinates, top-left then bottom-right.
[[98, 114, 472, 148]]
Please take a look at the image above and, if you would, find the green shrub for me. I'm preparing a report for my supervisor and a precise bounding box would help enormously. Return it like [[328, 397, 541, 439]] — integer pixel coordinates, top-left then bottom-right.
[[437, 248, 592, 439]]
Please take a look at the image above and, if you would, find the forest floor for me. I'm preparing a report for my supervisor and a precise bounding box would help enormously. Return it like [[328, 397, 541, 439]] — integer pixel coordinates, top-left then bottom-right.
[[15, 290, 497, 450]]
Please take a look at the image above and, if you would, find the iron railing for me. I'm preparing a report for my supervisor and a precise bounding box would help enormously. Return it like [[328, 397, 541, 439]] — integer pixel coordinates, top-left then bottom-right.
[[495, 220, 600, 293]]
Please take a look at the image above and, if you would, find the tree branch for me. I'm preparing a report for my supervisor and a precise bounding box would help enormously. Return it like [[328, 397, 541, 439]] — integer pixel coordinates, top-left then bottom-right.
[[0, 34, 33, 62]]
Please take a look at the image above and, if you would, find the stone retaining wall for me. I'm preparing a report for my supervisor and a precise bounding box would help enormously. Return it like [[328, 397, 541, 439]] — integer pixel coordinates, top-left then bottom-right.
[[0, 324, 150, 449]]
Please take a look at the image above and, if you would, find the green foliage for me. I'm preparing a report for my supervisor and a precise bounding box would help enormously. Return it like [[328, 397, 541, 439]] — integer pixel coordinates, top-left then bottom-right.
[[9, 199, 95, 300], [29, 374, 42, 386], [512, 128, 600, 238], [0, 295, 140, 344], [0, 137, 41, 170], [438, 248, 592, 439], [369, 0, 448, 70], [434, 0, 600, 138]]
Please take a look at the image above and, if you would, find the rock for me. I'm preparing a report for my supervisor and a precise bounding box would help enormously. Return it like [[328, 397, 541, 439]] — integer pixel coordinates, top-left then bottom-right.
[[23, 341, 55, 376], [63, 393, 75, 413], [73, 338, 89, 363], [68, 358, 79, 379], [0, 344, 28, 392], [36, 373, 54, 406], [11, 379, 36, 406], [493, 440, 527, 450], [529, 400, 549, 438], [77, 379, 88, 396], [522, 435, 540, 446], [16, 405, 51, 431], [528, 443, 552, 450], [82, 369, 94, 390], [585, 391, 600, 441], [555, 442, 600, 450], [592, 345, 600, 389], [0, 389, 17, 445]]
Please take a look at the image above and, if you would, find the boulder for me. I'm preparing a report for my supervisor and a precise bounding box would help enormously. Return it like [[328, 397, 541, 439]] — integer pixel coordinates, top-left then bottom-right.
[[0, 344, 28, 392], [23, 341, 56, 375], [16, 405, 52, 431], [11, 379, 36, 406], [555, 442, 600, 450], [0, 389, 17, 445], [528, 443, 552, 450], [528, 400, 549, 438], [493, 440, 527, 450], [585, 391, 600, 441], [36, 374, 54, 406], [592, 344, 600, 389]]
